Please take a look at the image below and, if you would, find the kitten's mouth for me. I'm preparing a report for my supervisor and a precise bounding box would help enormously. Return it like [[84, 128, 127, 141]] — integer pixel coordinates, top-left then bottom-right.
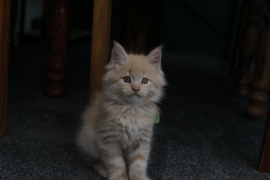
[[132, 93, 141, 97]]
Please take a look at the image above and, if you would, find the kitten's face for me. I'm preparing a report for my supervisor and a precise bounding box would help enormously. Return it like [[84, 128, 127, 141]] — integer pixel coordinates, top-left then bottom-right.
[[102, 42, 166, 105]]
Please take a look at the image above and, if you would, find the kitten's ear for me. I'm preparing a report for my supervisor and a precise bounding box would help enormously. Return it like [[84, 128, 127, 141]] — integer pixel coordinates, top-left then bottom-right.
[[147, 45, 163, 68], [110, 41, 128, 66]]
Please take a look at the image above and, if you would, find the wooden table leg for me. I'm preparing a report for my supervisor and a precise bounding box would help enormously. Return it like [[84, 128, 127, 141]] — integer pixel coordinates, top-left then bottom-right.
[[89, 0, 112, 96], [246, 0, 270, 118], [233, 0, 266, 97], [259, 107, 270, 172], [45, 0, 71, 98], [0, 0, 11, 139], [232, 1, 247, 77]]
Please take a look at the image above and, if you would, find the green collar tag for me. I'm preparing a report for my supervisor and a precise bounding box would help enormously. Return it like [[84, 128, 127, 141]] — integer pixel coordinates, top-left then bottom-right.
[[155, 114, 160, 124]]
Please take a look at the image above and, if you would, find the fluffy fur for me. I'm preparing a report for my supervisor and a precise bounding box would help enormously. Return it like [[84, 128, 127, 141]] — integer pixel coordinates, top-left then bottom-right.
[[76, 41, 166, 180]]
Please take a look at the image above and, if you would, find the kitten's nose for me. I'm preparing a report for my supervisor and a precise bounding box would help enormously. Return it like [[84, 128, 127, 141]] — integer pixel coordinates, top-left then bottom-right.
[[132, 87, 140, 92]]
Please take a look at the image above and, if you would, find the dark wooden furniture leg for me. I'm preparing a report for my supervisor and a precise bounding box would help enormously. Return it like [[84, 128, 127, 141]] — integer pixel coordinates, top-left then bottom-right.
[[246, 0, 270, 118], [233, 0, 266, 97], [45, 0, 71, 98], [260, 107, 270, 172], [0, 0, 11, 139], [89, 0, 112, 96], [231, 1, 247, 76]]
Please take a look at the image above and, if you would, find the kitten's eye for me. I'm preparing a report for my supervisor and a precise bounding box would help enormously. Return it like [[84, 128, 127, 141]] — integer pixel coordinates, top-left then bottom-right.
[[123, 77, 131, 83], [141, 78, 148, 84]]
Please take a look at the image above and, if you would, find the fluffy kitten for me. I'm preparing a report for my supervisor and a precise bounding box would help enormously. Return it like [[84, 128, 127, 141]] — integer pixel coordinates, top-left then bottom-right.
[[76, 41, 166, 180]]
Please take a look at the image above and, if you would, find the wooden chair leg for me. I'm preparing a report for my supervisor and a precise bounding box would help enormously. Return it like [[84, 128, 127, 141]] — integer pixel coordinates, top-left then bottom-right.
[[231, 1, 247, 76], [233, 0, 266, 97], [89, 0, 112, 96], [45, 0, 71, 98], [246, 0, 270, 118], [259, 107, 270, 172], [0, 0, 11, 139]]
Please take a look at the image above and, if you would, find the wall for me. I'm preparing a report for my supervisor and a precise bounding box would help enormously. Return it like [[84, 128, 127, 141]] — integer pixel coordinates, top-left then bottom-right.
[[24, 0, 43, 30], [160, 0, 238, 57]]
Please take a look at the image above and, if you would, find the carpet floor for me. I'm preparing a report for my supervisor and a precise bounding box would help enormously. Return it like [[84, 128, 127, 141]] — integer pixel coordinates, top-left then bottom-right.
[[1, 42, 270, 180]]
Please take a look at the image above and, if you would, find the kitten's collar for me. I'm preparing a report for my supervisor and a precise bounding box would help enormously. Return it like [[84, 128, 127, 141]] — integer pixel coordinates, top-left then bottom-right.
[[155, 114, 160, 124]]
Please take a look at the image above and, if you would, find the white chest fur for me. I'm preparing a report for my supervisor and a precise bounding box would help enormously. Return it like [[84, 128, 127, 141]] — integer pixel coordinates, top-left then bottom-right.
[[103, 103, 157, 149]]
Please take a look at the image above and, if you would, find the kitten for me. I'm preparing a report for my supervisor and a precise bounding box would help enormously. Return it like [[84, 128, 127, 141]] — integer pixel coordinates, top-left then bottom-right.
[[76, 41, 166, 180]]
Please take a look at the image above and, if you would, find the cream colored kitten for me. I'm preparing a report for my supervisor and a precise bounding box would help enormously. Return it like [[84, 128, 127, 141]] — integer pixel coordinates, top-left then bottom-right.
[[76, 41, 166, 180]]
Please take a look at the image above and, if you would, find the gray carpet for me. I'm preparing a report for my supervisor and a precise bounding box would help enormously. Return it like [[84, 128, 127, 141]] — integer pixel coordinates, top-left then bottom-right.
[[1, 42, 270, 180]]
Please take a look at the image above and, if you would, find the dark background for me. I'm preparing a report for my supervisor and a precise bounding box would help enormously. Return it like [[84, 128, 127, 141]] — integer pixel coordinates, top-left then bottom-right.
[[22, 0, 242, 59]]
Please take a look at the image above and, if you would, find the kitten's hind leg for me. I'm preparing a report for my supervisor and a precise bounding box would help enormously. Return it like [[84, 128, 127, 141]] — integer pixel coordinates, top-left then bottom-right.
[[92, 161, 108, 178]]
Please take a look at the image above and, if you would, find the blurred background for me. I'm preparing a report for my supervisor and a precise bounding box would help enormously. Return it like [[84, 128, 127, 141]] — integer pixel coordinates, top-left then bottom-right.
[[13, 0, 242, 59]]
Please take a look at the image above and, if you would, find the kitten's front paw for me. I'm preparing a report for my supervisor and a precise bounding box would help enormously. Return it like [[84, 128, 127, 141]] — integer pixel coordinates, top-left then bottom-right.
[[92, 162, 108, 178]]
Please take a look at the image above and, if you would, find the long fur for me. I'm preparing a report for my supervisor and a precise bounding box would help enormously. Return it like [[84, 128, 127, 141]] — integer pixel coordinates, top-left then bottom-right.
[[76, 42, 166, 180]]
